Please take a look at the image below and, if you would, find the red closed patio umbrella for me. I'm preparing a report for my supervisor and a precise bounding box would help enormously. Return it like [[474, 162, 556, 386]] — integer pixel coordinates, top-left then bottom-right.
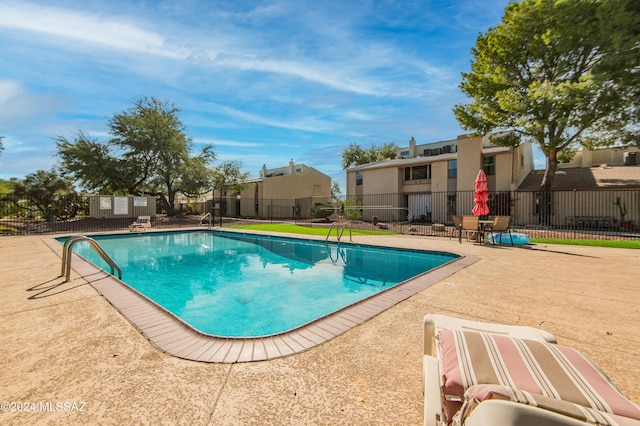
[[472, 169, 489, 216]]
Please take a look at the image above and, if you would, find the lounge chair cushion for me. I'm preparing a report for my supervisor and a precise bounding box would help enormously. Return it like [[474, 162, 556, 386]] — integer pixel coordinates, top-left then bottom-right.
[[458, 384, 640, 426], [438, 329, 640, 423]]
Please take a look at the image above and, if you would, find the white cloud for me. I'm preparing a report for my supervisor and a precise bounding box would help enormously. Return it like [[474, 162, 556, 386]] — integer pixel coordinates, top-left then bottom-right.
[[214, 55, 381, 96], [0, 0, 515, 183], [0, 2, 186, 59], [341, 110, 381, 122], [0, 2, 451, 99], [0, 79, 22, 104], [196, 138, 264, 148], [206, 103, 335, 133], [0, 79, 63, 125]]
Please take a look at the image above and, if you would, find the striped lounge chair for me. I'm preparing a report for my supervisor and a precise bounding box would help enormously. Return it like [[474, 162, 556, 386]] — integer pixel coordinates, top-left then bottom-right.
[[423, 314, 640, 426]]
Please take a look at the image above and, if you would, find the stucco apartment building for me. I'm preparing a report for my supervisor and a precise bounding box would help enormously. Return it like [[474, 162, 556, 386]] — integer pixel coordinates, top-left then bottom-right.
[[519, 146, 640, 229], [345, 134, 535, 223], [346, 134, 640, 228], [235, 160, 332, 218]]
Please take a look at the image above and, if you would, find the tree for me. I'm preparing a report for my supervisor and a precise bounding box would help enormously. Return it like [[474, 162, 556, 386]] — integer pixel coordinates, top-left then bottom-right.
[[212, 160, 249, 225], [0, 178, 13, 196], [56, 97, 216, 215], [12, 170, 84, 221], [341, 142, 398, 169], [212, 160, 250, 196], [330, 181, 342, 201], [454, 0, 639, 194], [587, 0, 640, 147], [179, 150, 217, 197], [56, 131, 147, 195]]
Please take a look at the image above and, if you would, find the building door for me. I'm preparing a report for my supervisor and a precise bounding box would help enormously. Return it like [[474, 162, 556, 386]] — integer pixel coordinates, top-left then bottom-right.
[[447, 194, 457, 218], [408, 193, 432, 221]]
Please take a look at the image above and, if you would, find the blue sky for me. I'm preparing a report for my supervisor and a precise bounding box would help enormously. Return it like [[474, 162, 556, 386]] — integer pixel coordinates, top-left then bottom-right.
[[0, 0, 535, 191]]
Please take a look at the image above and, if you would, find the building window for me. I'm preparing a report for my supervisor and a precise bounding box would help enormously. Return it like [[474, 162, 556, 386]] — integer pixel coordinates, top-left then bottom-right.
[[404, 164, 431, 181], [356, 171, 363, 185], [483, 156, 496, 176], [413, 165, 429, 180], [448, 160, 457, 179]]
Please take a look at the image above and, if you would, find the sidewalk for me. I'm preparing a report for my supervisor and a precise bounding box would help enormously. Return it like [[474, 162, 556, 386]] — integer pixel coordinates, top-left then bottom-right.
[[1, 233, 638, 425]]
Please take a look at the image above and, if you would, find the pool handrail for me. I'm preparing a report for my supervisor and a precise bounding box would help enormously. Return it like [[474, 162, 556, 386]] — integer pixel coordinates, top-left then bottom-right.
[[61, 235, 122, 282], [200, 212, 212, 229], [325, 221, 352, 242], [338, 222, 352, 242]]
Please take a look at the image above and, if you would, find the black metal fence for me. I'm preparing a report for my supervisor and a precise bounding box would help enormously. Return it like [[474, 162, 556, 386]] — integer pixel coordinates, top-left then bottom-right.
[[340, 189, 639, 240], [1, 190, 638, 240]]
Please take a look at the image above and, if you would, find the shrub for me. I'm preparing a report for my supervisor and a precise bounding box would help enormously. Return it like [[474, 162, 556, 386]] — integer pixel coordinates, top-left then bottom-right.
[[310, 201, 334, 219], [343, 197, 362, 221]]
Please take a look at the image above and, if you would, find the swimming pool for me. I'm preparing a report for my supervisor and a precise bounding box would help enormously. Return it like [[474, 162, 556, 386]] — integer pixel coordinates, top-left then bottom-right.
[[65, 230, 460, 337]]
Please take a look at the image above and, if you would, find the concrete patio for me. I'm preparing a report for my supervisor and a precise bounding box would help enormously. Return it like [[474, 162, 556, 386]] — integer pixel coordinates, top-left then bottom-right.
[[1, 232, 638, 425]]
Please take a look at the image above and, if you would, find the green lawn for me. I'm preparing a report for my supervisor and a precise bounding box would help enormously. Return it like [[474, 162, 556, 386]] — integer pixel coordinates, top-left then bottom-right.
[[227, 223, 396, 236], [529, 238, 640, 249], [227, 224, 639, 249]]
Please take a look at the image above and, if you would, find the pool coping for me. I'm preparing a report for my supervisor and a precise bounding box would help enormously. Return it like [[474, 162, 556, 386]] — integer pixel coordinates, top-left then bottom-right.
[[43, 229, 478, 363]]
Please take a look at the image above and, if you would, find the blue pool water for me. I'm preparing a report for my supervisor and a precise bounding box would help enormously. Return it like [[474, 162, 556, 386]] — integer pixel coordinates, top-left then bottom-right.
[[64, 231, 459, 337]]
